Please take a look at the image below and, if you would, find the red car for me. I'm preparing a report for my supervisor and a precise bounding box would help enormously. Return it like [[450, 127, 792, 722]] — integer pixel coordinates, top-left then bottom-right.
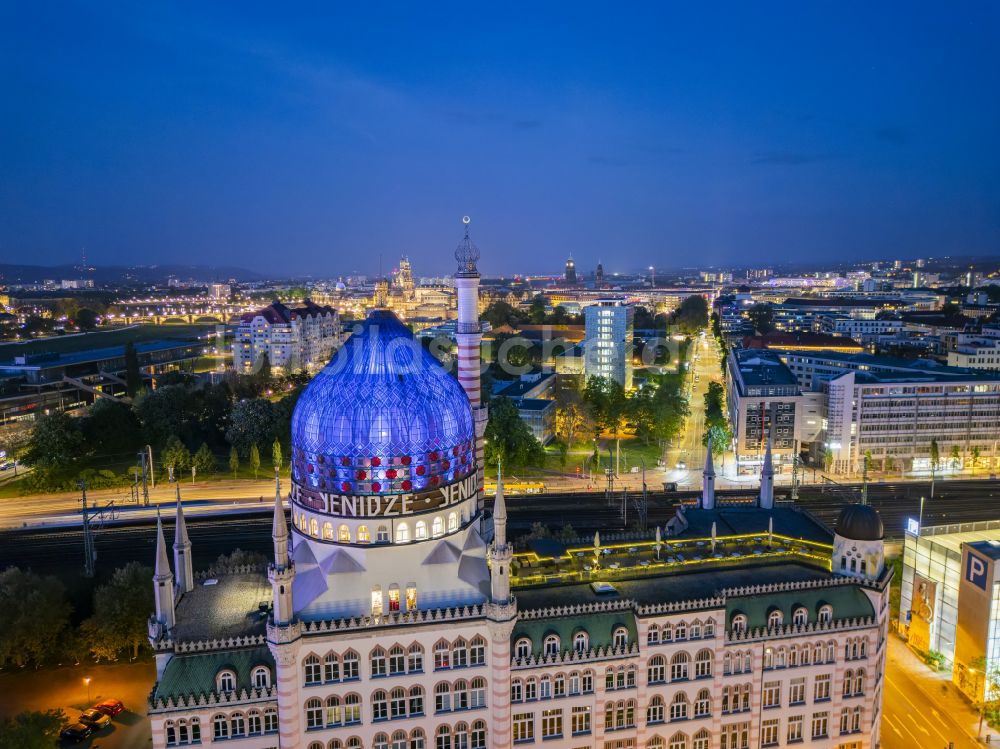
[[93, 698, 125, 717]]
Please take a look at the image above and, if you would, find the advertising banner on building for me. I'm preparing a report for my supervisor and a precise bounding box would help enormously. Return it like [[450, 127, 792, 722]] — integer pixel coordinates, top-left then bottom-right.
[[908, 573, 937, 653]]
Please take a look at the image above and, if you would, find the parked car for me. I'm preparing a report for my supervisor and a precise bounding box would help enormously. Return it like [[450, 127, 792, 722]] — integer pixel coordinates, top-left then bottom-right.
[[78, 708, 112, 730], [94, 698, 125, 717], [60, 723, 92, 743]]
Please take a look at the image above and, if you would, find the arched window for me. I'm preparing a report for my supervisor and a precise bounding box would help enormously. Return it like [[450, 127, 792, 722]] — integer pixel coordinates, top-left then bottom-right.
[[357, 525, 370, 543], [338, 524, 351, 542], [669, 731, 689, 749], [342, 650, 359, 679], [471, 720, 487, 749], [346, 737, 362, 749], [454, 679, 470, 709], [388, 645, 405, 674], [309, 518, 319, 537], [344, 693, 361, 724], [515, 637, 532, 659], [647, 695, 665, 723], [308, 743, 323, 749], [647, 624, 660, 644], [675, 621, 687, 640], [670, 652, 690, 681], [252, 665, 270, 689], [543, 634, 560, 657], [818, 604, 833, 623], [374, 733, 389, 749], [247, 710, 262, 735], [693, 730, 710, 749], [704, 619, 715, 637], [431, 516, 444, 536], [409, 685, 425, 716], [371, 586, 383, 617], [371, 646, 387, 676], [324, 696, 342, 726], [391, 731, 408, 749], [793, 606, 808, 626], [573, 631, 589, 652], [731, 613, 748, 633], [303, 655, 321, 685], [694, 688, 711, 717], [396, 523, 409, 543], [408, 643, 424, 672], [613, 626, 629, 650], [390, 687, 407, 718], [377, 525, 390, 542], [436, 724, 452, 749], [415, 520, 428, 540], [372, 690, 388, 721], [305, 699, 323, 730], [662, 622, 673, 641], [217, 669, 236, 693], [435, 682, 452, 712], [471, 677, 487, 708], [647, 737, 665, 749], [453, 723, 469, 749], [695, 649, 712, 678], [511, 678, 523, 702], [470, 636, 486, 665], [324, 652, 340, 682], [670, 692, 689, 721], [452, 638, 468, 668], [322, 521, 334, 540], [448, 512, 458, 532], [648, 655, 666, 683], [768, 610, 783, 629]]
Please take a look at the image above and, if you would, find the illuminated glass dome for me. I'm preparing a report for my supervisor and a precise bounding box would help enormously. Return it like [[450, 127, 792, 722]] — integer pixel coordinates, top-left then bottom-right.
[[291, 310, 475, 496]]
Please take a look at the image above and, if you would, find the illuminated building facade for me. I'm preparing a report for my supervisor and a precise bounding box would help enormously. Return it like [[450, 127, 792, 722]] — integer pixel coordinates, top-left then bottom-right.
[[147, 222, 889, 749]]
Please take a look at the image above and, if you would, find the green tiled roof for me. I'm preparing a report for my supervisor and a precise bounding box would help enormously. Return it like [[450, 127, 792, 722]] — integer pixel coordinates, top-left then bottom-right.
[[511, 611, 637, 658], [154, 646, 274, 702], [725, 584, 874, 632]]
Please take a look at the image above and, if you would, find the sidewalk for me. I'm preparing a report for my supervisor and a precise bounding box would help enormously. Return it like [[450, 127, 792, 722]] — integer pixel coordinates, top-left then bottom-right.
[[888, 634, 1000, 745]]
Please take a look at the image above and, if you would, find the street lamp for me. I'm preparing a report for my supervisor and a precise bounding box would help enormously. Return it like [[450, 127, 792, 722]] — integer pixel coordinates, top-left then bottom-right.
[[84, 677, 92, 703]]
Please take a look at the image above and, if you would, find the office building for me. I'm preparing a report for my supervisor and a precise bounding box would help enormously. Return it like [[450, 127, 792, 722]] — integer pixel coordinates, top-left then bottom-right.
[[583, 299, 634, 389]]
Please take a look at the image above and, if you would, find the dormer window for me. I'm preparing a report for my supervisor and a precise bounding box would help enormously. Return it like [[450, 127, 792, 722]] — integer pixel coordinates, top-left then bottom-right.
[[612, 627, 629, 650], [515, 638, 532, 659], [731, 614, 748, 634], [768, 610, 783, 629], [818, 605, 833, 624], [573, 632, 589, 653], [217, 670, 236, 693], [543, 634, 560, 657], [252, 666, 270, 689], [792, 607, 807, 626]]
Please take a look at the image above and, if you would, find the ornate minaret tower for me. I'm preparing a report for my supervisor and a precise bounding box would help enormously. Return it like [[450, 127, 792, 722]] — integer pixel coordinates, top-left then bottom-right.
[[268, 475, 295, 625], [455, 216, 488, 504], [759, 434, 775, 510], [173, 487, 193, 595], [151, 510, 175, 635], [487, 468, 517, 749], [266, 474, 303, 749], [702, 434, 716, 510]]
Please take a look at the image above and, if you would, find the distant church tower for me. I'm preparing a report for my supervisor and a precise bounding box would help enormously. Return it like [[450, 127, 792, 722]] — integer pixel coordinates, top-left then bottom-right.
[[455, 217, 488, 503], [595, 261, 605, 289], [565, 255, 578, 285]]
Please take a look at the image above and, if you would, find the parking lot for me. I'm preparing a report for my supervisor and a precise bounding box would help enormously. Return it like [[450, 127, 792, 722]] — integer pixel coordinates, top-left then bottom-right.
[[0, 659, 155, 747]]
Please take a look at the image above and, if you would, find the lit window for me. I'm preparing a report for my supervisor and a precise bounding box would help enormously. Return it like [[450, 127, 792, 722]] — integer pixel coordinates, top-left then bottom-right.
[[406, 584, 417, 611], [338, 524, 351, 542], [357, 525, 370, 543], [395, 523, 409, 543]]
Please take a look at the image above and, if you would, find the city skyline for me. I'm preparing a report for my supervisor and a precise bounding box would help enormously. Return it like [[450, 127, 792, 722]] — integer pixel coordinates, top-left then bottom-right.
[[2, 3, 998, 276]]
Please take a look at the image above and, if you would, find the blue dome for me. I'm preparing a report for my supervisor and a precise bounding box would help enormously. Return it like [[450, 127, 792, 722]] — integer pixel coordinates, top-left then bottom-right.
[[291, 310, 475, 495]]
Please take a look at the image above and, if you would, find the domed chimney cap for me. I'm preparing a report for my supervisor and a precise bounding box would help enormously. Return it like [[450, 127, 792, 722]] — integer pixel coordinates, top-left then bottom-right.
[[835, 504, 884, 541]]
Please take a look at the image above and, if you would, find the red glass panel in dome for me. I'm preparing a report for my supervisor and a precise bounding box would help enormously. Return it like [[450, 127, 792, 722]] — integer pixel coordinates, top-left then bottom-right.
[[356, 469, 367, 480], [416, 465, 426, 476], [372, 457, 381, 466], [371, 482, 381, 492], [402, 480, 412, 490], [401, 455, 412, 465]]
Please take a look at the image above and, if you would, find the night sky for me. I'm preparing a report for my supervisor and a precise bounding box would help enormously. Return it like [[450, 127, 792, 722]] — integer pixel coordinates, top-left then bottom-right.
[[1, 3, 998, 277]]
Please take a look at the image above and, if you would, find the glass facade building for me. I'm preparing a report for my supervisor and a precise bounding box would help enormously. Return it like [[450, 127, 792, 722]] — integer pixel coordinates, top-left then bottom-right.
[[583, 299, 634, 390]]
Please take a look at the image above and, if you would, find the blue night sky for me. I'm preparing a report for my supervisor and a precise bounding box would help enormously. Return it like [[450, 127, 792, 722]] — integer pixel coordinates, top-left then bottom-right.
[[1, 2, 998, 277]]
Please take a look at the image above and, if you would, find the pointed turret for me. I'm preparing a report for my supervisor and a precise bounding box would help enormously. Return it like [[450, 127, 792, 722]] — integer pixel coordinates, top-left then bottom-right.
[[152, 509, 175, 632], [489, 466, 512, 606], [493, 466, 507, 548], [173, 486, 193, 594], [268, 473, 295, 626], [702, 435, 716, 510], [271, 473, 289, 568], [760, 434, 774, 510]]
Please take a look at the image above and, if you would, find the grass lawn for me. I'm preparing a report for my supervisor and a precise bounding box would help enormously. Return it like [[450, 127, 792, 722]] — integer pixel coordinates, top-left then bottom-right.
[[536, 438, 665, 476], [0, 323, 219, 359]]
